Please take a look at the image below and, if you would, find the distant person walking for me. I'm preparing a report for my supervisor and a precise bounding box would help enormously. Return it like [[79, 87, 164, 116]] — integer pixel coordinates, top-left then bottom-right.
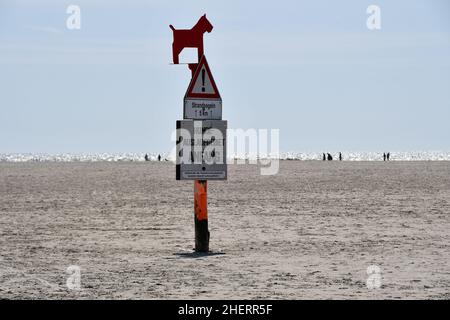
[[383, 153, 386, 161], [144, 154, 149, 161], [339, 152, 342, 161], [323, 153, 326, 161], [327, 153, 333, 161], [158, 154, 161, 162], [387, 152, 390, 161]]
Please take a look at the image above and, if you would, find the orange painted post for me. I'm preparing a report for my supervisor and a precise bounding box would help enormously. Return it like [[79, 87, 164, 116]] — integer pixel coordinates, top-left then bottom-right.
[[194, 179, 209, 252]]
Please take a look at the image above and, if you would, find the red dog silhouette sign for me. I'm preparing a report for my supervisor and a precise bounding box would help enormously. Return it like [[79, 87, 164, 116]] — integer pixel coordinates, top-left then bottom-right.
[[170, 14, 213, 64]]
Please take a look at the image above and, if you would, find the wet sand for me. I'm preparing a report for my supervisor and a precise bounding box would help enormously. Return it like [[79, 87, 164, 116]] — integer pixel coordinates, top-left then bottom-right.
[[0, 161, 449, 299]]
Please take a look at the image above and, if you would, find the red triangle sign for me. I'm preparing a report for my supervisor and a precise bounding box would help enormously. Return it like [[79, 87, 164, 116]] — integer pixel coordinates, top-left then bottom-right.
[[185, 56, 221, 99]]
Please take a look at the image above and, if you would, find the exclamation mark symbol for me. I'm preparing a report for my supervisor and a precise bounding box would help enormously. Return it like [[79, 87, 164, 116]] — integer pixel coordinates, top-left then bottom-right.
[[201, 68, 206, 92]]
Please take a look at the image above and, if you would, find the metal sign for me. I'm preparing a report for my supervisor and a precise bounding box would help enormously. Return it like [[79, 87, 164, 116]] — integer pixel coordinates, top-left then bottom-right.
[[176, 120, 227, 180], [184, 98, 222, 120], [184, 56, 222, 120], [185, 56, 221, 99]]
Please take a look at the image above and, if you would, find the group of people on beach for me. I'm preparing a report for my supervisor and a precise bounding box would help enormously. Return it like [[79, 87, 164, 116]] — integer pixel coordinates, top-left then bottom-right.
[[323, 152, 343, 161], [144, 154, 162, 162], [145, 152, 392, 162], [323, 152, 391, 161]]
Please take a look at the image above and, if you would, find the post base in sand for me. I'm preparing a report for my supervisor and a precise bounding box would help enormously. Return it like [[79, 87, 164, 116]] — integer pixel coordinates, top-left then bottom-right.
[[194, 180, 209, 252]]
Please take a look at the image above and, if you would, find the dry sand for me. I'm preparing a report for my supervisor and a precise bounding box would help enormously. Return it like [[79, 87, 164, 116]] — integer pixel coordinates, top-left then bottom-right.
[[0, 161, 449, 299]]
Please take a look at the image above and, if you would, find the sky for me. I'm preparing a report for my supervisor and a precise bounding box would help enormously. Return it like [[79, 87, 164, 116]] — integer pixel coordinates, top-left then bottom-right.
[[0, 0, 449, 153]]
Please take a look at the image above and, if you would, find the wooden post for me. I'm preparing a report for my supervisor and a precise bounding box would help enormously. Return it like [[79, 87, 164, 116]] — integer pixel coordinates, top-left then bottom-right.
[[194, 180, 209, 252], [191, 62, 209, 252]]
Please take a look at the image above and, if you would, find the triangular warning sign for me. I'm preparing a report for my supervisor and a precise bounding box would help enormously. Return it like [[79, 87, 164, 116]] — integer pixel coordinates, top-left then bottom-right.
[[185, 55, 221, 99]]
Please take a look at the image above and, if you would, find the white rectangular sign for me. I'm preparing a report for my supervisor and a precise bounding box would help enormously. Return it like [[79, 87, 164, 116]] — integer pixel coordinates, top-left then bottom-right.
[[176, 120, 227, 180], [181, 169, 226, 180], [184, 99, 222, 120]]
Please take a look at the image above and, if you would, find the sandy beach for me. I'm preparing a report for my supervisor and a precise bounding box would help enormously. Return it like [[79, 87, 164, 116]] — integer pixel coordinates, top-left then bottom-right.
[[0, 161, 449, 299]]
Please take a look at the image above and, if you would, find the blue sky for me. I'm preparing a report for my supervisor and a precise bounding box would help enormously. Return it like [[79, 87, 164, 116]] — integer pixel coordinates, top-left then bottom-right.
[[0, 0, 449, 153]]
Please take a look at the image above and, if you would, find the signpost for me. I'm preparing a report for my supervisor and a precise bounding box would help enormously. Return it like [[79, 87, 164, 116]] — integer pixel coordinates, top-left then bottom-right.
[[170, 15, 227, 252]]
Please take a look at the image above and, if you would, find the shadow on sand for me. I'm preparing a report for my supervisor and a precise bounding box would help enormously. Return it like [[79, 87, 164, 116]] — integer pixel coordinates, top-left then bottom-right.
[[173, 251, 226, 259]]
